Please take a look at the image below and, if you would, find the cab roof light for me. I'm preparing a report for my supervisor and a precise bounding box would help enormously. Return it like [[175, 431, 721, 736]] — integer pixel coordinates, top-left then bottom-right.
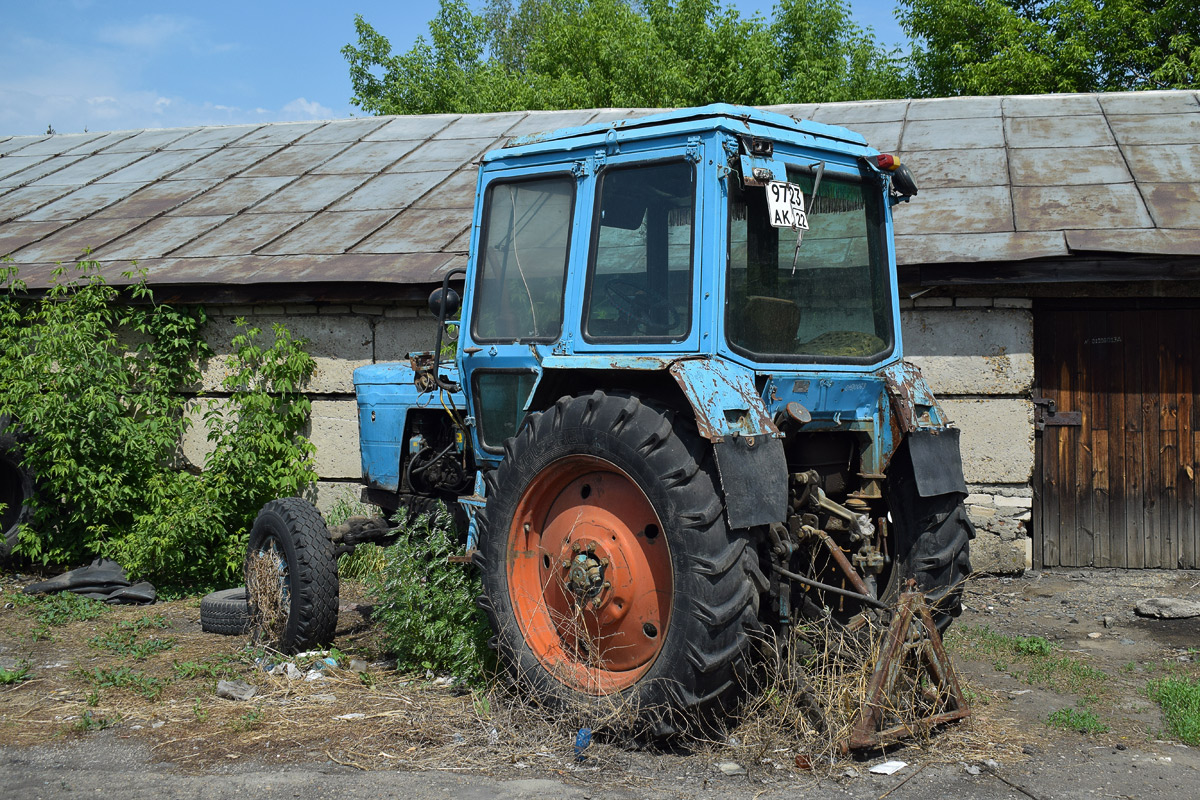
[[876, 154, 900, 171]]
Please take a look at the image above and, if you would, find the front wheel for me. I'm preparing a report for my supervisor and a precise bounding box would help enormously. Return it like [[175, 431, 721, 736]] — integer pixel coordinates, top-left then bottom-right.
[[246, 498, 339, 653], [476, 391, 765, 733]]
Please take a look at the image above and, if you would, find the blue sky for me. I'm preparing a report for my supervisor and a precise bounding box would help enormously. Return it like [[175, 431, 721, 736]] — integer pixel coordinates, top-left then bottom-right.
[[1, 1, 909, 137]]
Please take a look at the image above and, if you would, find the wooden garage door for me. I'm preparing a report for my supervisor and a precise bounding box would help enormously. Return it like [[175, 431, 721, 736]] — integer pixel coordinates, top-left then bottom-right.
[[1034, 301, 1198, 568]]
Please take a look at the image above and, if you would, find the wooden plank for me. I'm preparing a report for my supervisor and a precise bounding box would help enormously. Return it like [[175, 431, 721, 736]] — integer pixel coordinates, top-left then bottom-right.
[[1058, 348, 1078, 566], [1093, 428, 1111, 566], [1108, 311, 1129, 568], [1180, 314, 1197, 569], [1034, 307, 1059, 567], [1070, 312, 1093, 566], [1158, 313, 1179, 568], [1124, 311, 1145, 568]]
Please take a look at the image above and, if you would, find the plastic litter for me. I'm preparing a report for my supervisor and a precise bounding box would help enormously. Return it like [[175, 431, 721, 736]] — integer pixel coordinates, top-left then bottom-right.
[[870, 760, 907, 775]]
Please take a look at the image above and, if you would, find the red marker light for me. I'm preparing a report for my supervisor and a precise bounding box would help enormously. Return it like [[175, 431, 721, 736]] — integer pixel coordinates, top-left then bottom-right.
[[877, 154, 900, 171]]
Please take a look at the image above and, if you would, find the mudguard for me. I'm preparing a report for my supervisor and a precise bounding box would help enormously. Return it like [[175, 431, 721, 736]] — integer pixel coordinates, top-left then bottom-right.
[[668, 357, 787, 528], [906, 427, 968, 498]]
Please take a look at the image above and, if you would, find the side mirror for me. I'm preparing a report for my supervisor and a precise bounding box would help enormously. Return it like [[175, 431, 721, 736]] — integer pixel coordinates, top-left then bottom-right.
[[428, 287, 461, 321], [891, 164, 918, 198]]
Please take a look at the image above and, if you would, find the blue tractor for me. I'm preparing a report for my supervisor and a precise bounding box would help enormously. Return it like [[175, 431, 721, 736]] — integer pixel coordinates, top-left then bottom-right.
[[251, 105, 973, 739]]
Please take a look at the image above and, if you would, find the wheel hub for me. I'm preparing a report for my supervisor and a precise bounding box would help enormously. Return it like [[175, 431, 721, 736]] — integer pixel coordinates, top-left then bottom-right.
[[565, 551, 606, 600]]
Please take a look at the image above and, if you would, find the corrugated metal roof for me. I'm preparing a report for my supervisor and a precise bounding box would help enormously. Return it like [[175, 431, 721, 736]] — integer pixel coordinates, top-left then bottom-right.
[[0, 91, 1197, 292]]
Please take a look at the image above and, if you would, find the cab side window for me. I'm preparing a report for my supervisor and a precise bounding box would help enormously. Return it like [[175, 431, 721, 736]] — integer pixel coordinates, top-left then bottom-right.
[[472, 176, 574, 343]]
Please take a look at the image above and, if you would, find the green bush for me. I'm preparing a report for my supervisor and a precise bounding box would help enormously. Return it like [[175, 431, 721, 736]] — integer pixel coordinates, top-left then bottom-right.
[[372, 507, 491, 683], [0, 260, 316, 589]]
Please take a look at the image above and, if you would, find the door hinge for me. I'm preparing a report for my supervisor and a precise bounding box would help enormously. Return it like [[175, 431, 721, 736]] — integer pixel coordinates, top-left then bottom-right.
[[685, 136, 702, 163]]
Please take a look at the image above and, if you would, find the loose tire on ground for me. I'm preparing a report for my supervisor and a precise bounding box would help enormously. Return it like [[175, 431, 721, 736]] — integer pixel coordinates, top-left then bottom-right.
[[200, 587, 251, 635], [475, 391, 766, 734], [246, 498, 339, 653], [0, 416, 34, 559]]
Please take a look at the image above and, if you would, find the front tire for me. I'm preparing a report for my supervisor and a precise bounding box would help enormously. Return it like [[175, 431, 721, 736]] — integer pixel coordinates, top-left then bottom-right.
[[476, 391, 765, 733]]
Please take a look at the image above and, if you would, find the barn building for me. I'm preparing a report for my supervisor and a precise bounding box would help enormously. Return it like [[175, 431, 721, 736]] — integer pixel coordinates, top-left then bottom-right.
[[1, 91, 1197, 573]]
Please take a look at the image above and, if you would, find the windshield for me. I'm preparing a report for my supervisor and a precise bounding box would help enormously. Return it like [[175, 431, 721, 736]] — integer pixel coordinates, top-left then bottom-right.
[[725, 166, 893, 362]]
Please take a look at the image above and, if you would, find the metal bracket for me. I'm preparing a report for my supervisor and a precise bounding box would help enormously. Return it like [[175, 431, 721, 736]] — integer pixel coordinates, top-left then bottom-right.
[[685, 135, 702, 163], [591, 149, 607, 172], [1032, 396, 1082, 430], [604, 128, 620, 156], [571, 160, 589, 178]]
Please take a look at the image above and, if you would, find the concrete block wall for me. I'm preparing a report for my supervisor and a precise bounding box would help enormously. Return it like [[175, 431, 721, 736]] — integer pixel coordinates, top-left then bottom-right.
[[185, 302, 441, 515], [901, 296, 1036, 573]]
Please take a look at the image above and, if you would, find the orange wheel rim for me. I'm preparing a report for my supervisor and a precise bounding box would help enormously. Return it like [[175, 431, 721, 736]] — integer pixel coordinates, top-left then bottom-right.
[[507, 455, 672, 694]]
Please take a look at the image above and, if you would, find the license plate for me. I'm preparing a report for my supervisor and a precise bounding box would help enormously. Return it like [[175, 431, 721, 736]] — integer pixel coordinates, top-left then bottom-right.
[[765, 180, 809, 231]]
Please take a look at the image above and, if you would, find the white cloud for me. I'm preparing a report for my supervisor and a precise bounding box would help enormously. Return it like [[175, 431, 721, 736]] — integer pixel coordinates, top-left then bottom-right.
[[98, 14, 192, 50], [282, 97, 334, 119]]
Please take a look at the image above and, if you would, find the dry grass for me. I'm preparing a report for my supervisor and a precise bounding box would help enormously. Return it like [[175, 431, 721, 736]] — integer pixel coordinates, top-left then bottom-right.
[[245, 549, 287, 647], [0, 576, 1000, 782]]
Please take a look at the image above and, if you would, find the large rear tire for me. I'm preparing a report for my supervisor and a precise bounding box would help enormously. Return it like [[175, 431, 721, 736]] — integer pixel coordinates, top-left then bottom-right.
[[246, 498, 339, 653], [476, 391, 765, 733]]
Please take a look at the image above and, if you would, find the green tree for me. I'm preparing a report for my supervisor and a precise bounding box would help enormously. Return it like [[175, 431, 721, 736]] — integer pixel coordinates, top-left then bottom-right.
[[897, 0, 1199, 96], [342, 0, 909, 114]]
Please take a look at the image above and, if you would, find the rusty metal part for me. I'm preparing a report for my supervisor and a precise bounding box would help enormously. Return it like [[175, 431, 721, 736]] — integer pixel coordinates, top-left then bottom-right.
[[769, 563, 888, 610], [808, 526, 873, 598], [845, 589, 970, 750]]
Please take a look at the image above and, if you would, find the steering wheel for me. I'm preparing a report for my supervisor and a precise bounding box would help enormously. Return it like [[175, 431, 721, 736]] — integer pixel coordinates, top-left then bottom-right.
[[604, 278, 682, 333]]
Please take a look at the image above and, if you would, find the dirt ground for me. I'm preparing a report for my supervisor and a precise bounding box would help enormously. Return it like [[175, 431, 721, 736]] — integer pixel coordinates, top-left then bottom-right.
[[2, 567, 1199, 799]]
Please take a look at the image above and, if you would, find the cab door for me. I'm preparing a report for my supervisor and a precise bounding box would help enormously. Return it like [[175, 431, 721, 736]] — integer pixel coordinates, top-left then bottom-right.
[[457, 166, 578, 466]]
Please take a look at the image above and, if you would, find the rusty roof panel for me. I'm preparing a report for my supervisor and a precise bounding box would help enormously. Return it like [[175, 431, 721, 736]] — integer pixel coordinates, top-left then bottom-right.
[[168, 145, 281, 181], [251, 174, 373, 213], [437, 112, 526, 139], [354, 208, 467, 254], [896, 186, 1014, 235], [331, 171, 449, 211], [1003, 94, 1101, 116], [0, 155, 51, 182], [906, 96, 1002, 120], [0, 184, 76, 223], [398, 137, 500, 172], [901, 116, 1004, 151], [173, 212, 311, 257], [239, 143, 352, 178], [444, 226, 471, 253], [313, 140, 423, 174], [1009, 147, 1131, 186], [234, 121, 325, 148], [13, 132, 107, 157], [0, 155, 87, 187], [895, 148, 1008, 189], [812, 100, 909, 124], [167, 176, 294, 216], [164, 125, 258, 150], [1141, 183, 1200, 229], [293, 118, 390, 144], [96, 214, 230, 259], [258, 209, 397, 255], [1123, 144, 1200, 183], [0, 221, 68, 258], [8, 217, 140, 262], [1099, 91, 1199, 116], [410, 170, 476, 210], [20, 182, 146, 222], [29, 151, 148, 186], [895, 231, 1068, 264], [1013, 184, 1153, 231], [93, 179, 223, 219], [840, 121, 902, 151], [504, 110, 601, 137], [0, 136, 45, 155], [96, 149, 216, 184], [1005, 115, 1115, 149], [105, 127, 198, 153], [364, 115, 459, 141], [764, 103, 822, 121], [1066, 228, 1200, 255], [1108, 113, 1200, 146]]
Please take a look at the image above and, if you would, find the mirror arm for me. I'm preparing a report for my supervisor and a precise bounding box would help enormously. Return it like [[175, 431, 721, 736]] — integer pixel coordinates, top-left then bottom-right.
[[432, 267, 466, 392]]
